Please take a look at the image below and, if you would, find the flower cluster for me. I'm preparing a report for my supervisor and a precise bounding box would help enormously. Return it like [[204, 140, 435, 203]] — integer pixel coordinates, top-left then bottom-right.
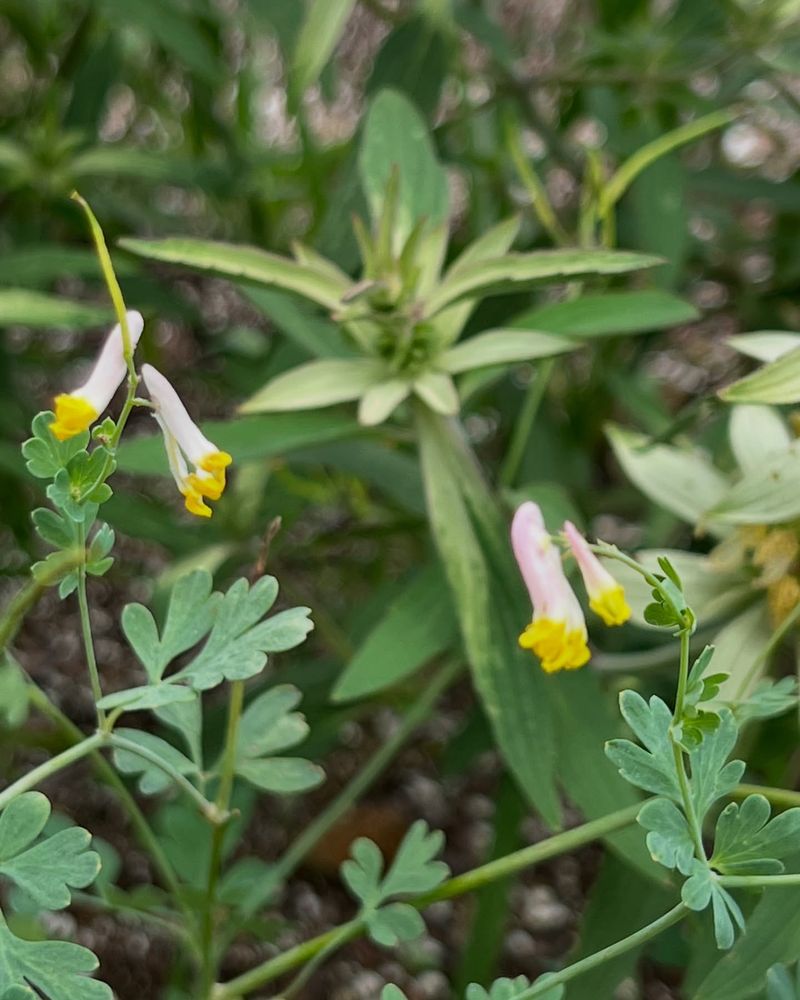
[[49, 314, 232, 518], [511, 502, 631, 673]]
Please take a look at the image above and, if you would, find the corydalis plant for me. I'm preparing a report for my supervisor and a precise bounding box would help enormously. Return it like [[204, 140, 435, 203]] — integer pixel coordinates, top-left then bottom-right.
[[0, 195, 320, 998]]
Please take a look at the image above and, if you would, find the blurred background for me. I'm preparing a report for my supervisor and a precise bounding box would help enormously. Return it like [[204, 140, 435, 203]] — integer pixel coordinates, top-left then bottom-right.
[[2, 1, 800, 997]]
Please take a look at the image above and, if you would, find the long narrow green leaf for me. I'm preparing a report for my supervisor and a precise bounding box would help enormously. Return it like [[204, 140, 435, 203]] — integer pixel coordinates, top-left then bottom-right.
[[241, 359, 385, 413], [331, 564, 457, 702], [0, 290, 111, 329], [514, 290, 699, 339], [439, 330, 578, 373], [292, 0, 357, 95], [600, 109, 737, 212], [721, 345, 800, 404], [424, 250, 663, 317], [118, 412, 361, 475], [415, 404, 561, 828], [119, 237, 351, 311]]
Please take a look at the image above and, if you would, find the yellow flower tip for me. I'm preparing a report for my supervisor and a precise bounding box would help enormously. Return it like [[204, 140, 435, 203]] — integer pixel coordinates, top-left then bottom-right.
[[518, 619, 591, 673], [49, 394, 99, 441], [182, 488, 213, 518], [186, 473, 224, 502], [589, 585, 632, 627], [200, 450, 233, 483]]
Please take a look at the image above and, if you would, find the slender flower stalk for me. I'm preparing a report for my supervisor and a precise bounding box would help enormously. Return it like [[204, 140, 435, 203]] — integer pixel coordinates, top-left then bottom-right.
[[50, 311, 144, 441], [563, 520, 632, 626], [141, 364, 232, 518], [511, 502, 590, 672]]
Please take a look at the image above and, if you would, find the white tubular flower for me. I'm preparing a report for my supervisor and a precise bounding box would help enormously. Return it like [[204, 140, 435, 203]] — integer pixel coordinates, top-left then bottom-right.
[[141, 364, 232, 519], [511, 502, 590, 673], [563, 521, 632, 627], [50, 310, 144, 441]]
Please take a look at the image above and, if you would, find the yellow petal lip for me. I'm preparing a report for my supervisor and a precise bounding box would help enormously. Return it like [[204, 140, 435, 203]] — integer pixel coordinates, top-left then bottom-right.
[[182, 488, 212, 518], [49, 394, 99, 441], [518, 619, 591, 673], [186, 472, 224, 501], [589, 585, 632, 627], [200, 450, 233, 476]]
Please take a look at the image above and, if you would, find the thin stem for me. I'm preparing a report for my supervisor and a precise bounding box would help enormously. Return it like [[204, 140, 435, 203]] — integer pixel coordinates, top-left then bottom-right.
[[107, 734, 220, 821], [673, 625, 691, 725], [0, 551, 84, 653], [504, 114, 569, 246], [513, 903, 688, 999], [75, 520, 105, 725], [202, 680, 245, 995], [500, 358, 556, 488], [720, 874, 800, 888], [0, 732, 105, 810], [26, 684, 199, 948], [271, 660, 462, 888], [732, 783, 800, 810], [670, 629, 707, 861], [272, 923, 356, 1000], [212, 802, 642, 998], [416, 801, 643, 906]]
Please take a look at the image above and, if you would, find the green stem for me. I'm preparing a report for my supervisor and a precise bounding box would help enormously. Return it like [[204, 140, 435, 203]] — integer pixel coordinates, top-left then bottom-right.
[[75, 520, 105, 725], [0, 552, 83, 653], [504, 114, 568, 246], [272, 923, 356, 1000], [271, 660, 462, 887], [720, 874, 800, 888], [673, 626, 691, 725], [107, 733, 220, 820], [670, 629, 707, 861], [0, 732, 105, 810], [202, 680, 245, 995], [732, 783, 800, 810], [500, 358, 556, 488], [514, 903, 688, 999], [26, 684, 199, 949], [212, 802, 642, 998]]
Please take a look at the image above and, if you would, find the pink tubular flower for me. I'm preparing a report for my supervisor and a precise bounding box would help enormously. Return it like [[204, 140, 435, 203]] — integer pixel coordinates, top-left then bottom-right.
[[563, 521, 631, 627], [511, 502, 590, 673]]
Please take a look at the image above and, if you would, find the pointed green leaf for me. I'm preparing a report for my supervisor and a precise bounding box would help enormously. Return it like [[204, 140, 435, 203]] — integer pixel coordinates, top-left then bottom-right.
[[513, 290, 698, 339], [727, 332, 800, 363], [358, 379, 411, 426], [359, 89, 449, 249], [704, 444, 800, 525], [413, 370, 459, 415], [241, 359, 385, 414], [0, 290, 111, 330], [439, 330, 577, 373], [606, 423, 728, 527], [119, 237, 350, 311], [729, 406, 792, 475], [721, 346, 800, 404], [637, 798, 695, 874], [424, 251, 663, 317], [292, 0, 357, 95], [332, 564, 457, 703]]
